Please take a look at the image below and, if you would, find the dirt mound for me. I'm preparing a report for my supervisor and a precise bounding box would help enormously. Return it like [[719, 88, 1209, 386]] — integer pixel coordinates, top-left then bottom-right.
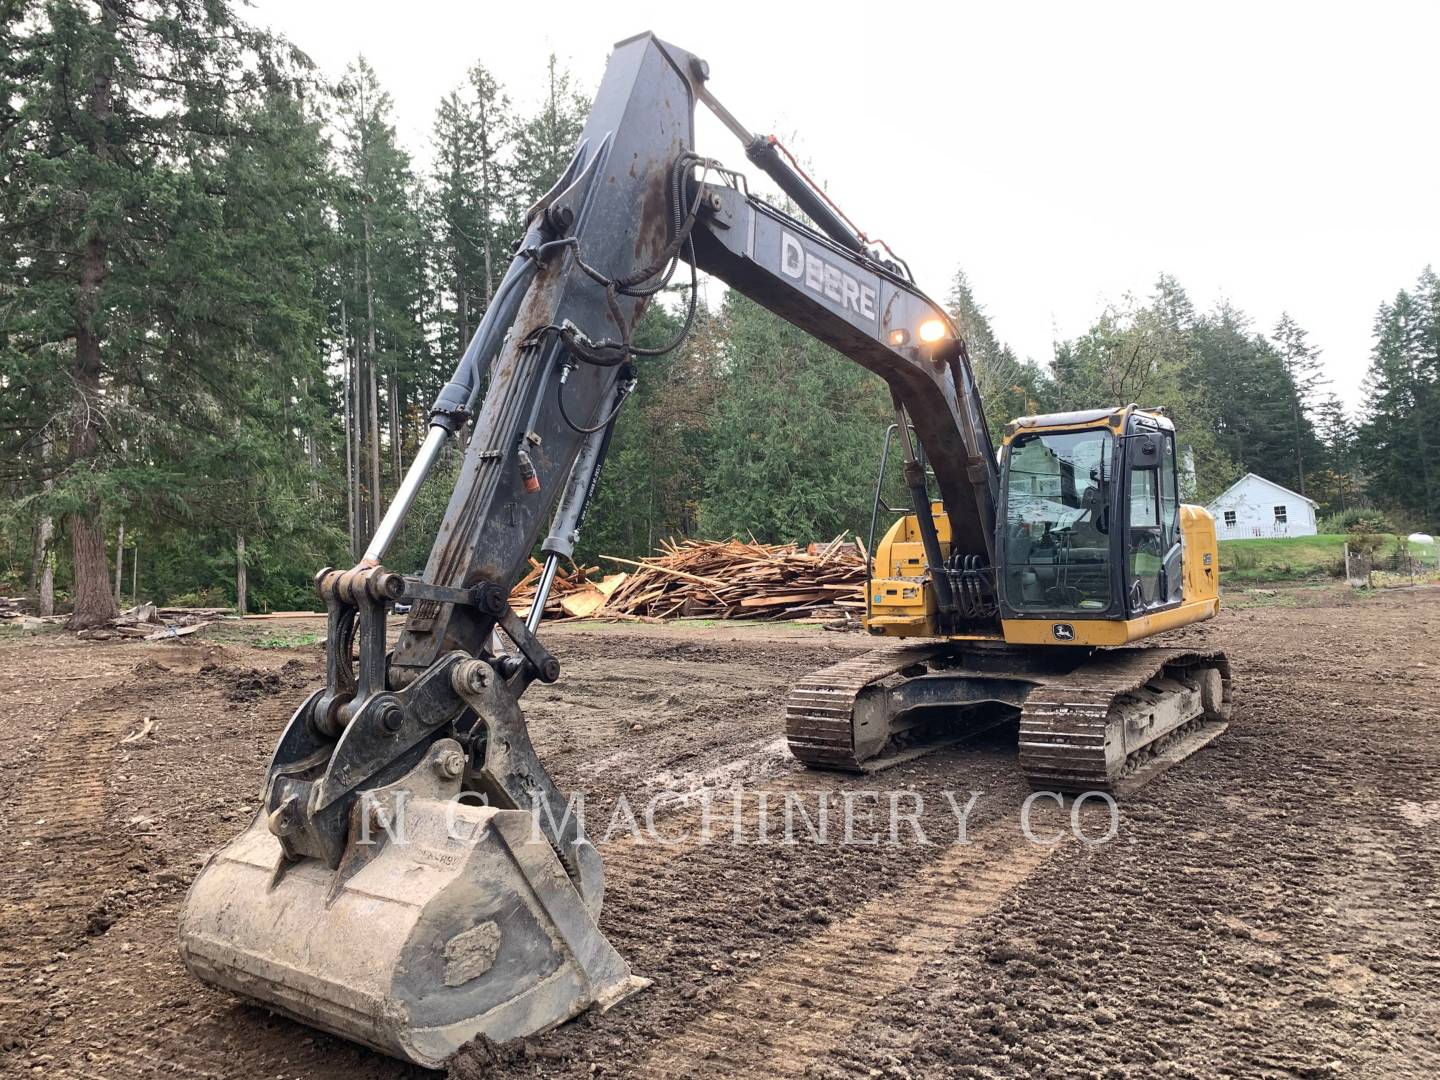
[[199, 659, 310, 701], [131, 658, 171, 676], [447, 1034, 533, 1077]]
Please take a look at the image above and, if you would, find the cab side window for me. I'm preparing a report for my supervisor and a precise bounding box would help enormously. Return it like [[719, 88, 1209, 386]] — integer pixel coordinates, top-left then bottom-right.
[[1160, 434, 1179, 545], [1130, 467, 1160, 529]]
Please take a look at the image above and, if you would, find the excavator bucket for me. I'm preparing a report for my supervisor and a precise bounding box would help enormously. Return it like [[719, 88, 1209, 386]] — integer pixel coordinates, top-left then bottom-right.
[[178, 740, 645, 1069]]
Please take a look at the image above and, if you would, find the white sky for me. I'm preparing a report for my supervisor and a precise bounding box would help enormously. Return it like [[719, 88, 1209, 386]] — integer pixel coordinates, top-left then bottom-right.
[[248, 0, 1439, 411]]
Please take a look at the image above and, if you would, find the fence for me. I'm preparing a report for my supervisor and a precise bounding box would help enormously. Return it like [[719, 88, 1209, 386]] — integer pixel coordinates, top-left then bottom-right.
[[1345, 542, 1440, 588], [1218, 523, 1301, 539]]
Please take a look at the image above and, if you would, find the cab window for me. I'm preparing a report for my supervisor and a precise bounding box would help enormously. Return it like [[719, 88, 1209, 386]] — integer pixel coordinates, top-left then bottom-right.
[[1003, 430, 1113, 613]]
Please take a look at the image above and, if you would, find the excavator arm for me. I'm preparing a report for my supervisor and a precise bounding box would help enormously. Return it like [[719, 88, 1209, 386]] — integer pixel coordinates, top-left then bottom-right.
[[688, 175, 1000, 622], [179, 31, 1005, 1067]]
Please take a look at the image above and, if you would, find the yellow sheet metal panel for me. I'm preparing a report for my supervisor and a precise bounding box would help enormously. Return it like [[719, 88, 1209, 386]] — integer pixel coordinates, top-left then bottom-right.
[[1180, 503, 1221, 604], [885, 541, 929, 577], [866, 509, 952, 637], [1000, 597, 1220, 646], [864, 614, 937, 637]]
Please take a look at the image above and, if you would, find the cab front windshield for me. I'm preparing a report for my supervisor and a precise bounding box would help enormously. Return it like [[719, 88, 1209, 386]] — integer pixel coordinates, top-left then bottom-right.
[[1003, 429, 1114, 613]]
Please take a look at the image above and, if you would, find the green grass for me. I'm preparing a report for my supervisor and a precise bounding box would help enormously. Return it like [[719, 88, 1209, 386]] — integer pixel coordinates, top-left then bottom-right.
[[254, 630, 323, 649], [1219, 533, 1437, 582]]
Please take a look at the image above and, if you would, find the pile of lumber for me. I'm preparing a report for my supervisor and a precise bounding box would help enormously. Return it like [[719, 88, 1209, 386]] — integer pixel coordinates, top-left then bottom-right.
[[592, 535, 867, 625], [155, 605, 232, 619], [512, 560, 629, 620]]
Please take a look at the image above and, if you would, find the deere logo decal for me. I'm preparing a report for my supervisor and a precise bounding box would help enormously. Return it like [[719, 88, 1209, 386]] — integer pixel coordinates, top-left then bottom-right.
[[780, 231, 878, 321], [1052, 623, 1076, 641]]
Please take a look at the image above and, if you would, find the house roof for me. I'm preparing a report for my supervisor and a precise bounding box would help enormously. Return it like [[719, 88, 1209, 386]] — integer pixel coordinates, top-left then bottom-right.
[[1205, 472, 1319, 509]]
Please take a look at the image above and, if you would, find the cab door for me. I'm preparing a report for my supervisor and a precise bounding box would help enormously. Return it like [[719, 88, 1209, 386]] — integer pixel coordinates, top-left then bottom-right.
[[1122, 424, 1182, 614]]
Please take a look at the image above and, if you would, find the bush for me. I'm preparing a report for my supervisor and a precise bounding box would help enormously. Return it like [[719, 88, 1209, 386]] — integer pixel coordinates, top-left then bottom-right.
[[1347, 531, 1386, 558], [1319, 508, 1395, 534]]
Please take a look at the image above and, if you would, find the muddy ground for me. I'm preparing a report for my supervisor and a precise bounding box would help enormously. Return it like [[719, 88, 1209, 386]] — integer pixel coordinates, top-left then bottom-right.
[[1, 584, 1437, 1078]]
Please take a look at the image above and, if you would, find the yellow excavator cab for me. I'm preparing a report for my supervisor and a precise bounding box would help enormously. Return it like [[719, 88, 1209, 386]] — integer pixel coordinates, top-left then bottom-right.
[[865, 404, 1219, 645]]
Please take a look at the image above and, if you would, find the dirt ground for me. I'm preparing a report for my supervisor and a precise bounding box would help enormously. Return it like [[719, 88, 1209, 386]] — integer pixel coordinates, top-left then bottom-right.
[[2, 584, 1438, 1078]]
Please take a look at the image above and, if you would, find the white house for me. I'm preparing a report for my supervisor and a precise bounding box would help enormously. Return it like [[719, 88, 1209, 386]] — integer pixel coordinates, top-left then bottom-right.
[[1205, 473, 1318, 538]]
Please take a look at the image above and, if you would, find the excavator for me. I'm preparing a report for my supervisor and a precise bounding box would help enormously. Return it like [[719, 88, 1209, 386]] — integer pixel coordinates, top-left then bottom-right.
[[179, 32, 1231, 1069]]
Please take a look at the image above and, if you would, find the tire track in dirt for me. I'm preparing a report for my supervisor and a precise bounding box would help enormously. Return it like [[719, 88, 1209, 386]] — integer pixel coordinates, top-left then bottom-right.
[[627, 822, 1055, 1079], [2, 686, 137, 1050], [7, 692, 134, 937], [7, 649, 397, 1080]]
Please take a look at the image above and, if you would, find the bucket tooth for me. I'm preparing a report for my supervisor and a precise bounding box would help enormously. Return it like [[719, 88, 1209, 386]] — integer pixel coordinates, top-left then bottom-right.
[[178, 740, 646, 1069]]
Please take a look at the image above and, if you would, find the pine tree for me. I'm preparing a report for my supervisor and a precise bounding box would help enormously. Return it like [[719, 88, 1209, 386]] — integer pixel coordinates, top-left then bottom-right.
[[428, 63, 516, 362], [1188, 303, 1304, 490], [511, 54, 590, 201], [1312, 393, 1357, 513], [0, 0, 313, 626], [697, 295, 893, 543], [1050, 279, 1237, 500], [1271, 313, 1327, 496], [1358, 270, 1440, 529], [577, 306, 722, 560], [945, 270, 1048, 439], [334, 58, 426, 547]]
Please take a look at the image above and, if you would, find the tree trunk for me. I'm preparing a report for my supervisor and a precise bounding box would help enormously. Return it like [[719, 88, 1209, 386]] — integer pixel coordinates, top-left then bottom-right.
[[304, 376, 319, 500], [236, 532, 248, 615], [341, 301, 358, 558], [67, 3, 119, 631], [131, 543, 138, 605], [113, 521, 125, 603], [39, 557, 55, 617], [32, 512, 55, 618], [483, 235, 493, 307], [368, 360, 382, 535], [345, 361, 357, 555], [356, 336, 370, 539], [69, 265, 118, 629], [30, 438, 56, 617], [70, 511, 116, 629], [1291, 399, 1306, 496], [389, 366, 402, 486]]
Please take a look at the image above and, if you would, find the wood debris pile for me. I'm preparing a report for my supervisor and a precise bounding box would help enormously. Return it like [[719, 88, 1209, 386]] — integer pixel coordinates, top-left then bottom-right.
[[512, 561, 628, 620], [548, 535, 869, 627], [83, 602, 220, 641], [0, 595, 34, 619]]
